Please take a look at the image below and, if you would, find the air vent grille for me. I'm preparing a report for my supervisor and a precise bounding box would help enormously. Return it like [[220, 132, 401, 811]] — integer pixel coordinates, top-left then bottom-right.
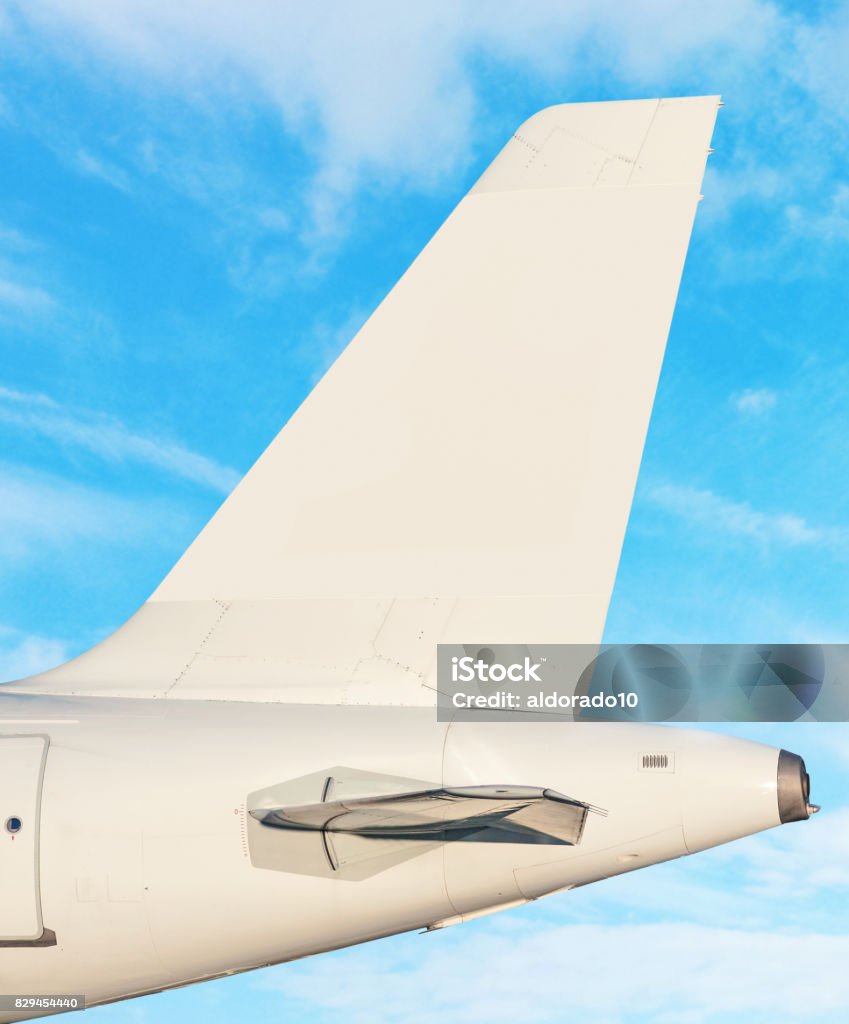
[[638, 752, 674, 772]]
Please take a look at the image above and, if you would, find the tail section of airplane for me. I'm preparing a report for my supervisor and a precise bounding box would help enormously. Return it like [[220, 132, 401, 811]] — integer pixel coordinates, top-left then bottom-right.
[[5, 97, 720, 704]]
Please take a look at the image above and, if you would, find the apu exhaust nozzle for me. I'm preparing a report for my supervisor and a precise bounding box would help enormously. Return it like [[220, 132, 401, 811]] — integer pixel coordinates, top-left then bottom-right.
[[778, 749, 820, 822]]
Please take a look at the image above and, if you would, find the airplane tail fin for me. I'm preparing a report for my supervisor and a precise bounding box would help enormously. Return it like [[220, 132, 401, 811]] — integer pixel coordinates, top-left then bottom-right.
[[6, 97, 720, 704]]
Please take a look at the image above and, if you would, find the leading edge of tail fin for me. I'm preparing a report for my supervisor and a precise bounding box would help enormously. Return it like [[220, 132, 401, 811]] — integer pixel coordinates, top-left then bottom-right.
[[9, 97, 720, 703]]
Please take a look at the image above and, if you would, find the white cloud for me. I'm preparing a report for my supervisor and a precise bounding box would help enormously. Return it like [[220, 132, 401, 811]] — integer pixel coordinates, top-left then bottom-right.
[[0, 277, 54, 312], [0, 228, 54, 319], [702, 160, 784, 224], [4, 0, 846, 284], [795, 6, 849, 122], [732, 387, 777, 415], [646, 482, 849, 553], [0, 386, 239, 493], [296, 305, 370, 384], [256, 207, 289, 233], [730, 805, 849, 895], [0, 224, 40, 253], [7, 0, 789, 239], [0, 625, 68, 682], [0, 463, 190, 558], [787, 183, 849, 244], [258, 918, 849, 1022], [75, 147, 132, 193]]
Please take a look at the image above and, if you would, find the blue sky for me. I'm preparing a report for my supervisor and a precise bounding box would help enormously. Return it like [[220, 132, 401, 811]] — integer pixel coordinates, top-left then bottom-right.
[[2, 1, 849, 1021]]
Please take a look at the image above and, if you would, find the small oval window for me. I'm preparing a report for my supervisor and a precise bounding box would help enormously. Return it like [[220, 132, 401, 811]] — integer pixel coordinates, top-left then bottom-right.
[[5, 816, 22, 834]]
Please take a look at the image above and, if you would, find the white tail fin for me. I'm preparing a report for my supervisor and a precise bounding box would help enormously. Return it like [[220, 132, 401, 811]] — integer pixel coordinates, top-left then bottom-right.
[[10, 97, 719, 704]]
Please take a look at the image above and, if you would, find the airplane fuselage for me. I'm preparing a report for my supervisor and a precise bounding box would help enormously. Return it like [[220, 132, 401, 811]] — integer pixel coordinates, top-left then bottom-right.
[[0, 694, 808, 1018]]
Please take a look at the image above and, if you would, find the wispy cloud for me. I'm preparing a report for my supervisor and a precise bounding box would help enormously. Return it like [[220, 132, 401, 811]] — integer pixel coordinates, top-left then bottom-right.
[[787, 183, 849, 244], [726, 805, 849, 896], [0, 386, 239, 493], [646, 482, 849, 554], [731, 387, 777, 415], [5, 0, 846, 293], [256, 207, 290, 233], [0, 223, 41, 253], [258, 918, 849, 1023], [795, 6, 849, 121], [0, 277, 54, 312], [701, 159, 785, 225], [3, 0, 795, 246], [75, 147, 132, 193], [296, 306, 370, 384], [0, 224, 54, 317], [0, 463, 190, 558], [0, 625, 68, 682]]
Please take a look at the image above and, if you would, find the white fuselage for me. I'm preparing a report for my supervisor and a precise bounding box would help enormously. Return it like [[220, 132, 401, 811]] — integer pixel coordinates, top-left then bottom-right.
[[0, 693, 792, 1019]]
